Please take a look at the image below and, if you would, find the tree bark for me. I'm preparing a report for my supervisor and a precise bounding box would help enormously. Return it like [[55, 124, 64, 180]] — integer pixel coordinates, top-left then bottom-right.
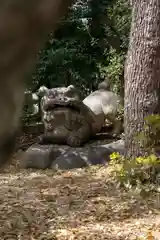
[[124, 0, 160, 158]]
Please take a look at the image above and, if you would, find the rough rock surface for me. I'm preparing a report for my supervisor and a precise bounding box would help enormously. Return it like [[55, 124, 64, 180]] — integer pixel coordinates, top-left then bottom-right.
[[20, 139, 125, 170], [20, 144, 54, 169], [83, 87, 123, 136]]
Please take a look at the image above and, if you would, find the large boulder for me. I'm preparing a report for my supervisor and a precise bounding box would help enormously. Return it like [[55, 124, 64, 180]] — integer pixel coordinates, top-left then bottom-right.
[[20, 139, 125, 170], [20, 144, 54, 169]]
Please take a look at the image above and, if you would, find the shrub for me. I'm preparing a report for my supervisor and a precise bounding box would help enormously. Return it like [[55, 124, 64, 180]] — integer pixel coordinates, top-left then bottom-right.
[[109, 152, 160, 192]]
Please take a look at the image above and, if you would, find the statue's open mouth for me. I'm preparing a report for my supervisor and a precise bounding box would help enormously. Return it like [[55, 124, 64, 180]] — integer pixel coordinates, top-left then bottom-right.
[[43, 100, 81, 113], [54, 104, 80, 112], [42, 98, 95, 124]]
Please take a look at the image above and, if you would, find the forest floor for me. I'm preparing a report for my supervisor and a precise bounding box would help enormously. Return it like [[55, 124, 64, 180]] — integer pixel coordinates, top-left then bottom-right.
[[0, 151, 159, 240]]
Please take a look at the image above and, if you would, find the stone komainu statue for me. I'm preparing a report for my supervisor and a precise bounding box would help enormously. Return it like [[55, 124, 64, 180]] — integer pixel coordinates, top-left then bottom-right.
[[38, 85, 95, 147], [38, 82, 123, 147]]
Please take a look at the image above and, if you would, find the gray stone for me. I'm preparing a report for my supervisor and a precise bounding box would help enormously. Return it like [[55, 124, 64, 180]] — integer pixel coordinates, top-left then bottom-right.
[[83, 87, 123, 136], [87, 139, 125, 165], [20, 144, 55, 169], [51, 139, 125, 170], [21, 139, 125, 170], [51, 146, 90, 170]]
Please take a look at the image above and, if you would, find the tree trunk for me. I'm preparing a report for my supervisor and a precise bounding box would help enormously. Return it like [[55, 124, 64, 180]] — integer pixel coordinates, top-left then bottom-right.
[[124, 0, 160, 158]]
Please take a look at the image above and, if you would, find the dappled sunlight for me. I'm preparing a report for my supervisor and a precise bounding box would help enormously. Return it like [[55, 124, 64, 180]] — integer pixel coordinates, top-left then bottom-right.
[[48, 218, 160, 240], [0, 156, 159, 239]]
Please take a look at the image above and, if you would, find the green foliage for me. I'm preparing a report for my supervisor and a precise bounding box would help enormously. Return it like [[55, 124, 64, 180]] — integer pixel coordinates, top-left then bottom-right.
[[102, 0, 131, 94], [30, 0, 131, 96], [109, 152, 160, 192], [109, 114, 160, 192], [23, 0, 131, 125], [103, 48, 125, 93], [136, 114, 160, 154], [144, 114, 160, 147], [21, 91, 41, 126], [32, 3, 104, 96]]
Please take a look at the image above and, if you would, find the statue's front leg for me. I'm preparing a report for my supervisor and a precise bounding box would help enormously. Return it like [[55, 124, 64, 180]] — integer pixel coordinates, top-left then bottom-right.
[[67, 122, 91, 147], [39, 126, 70, 145], [39, 110, 69, 144], [106, 114, 122, 137]]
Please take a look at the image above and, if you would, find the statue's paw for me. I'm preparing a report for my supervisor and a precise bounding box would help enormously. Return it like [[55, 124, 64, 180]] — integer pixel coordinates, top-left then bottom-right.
[[37, 135, 44, 144], [112, 133, 117, 137], [67, 136, 82, 147]]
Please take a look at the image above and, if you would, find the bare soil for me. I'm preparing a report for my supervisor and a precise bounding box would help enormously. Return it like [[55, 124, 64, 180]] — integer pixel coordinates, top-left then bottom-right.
[[0, 151, 159, 240]]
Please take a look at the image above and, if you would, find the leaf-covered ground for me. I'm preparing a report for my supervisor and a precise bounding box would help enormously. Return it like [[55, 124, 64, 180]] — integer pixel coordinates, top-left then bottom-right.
[[0, 151, 159, 240]]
